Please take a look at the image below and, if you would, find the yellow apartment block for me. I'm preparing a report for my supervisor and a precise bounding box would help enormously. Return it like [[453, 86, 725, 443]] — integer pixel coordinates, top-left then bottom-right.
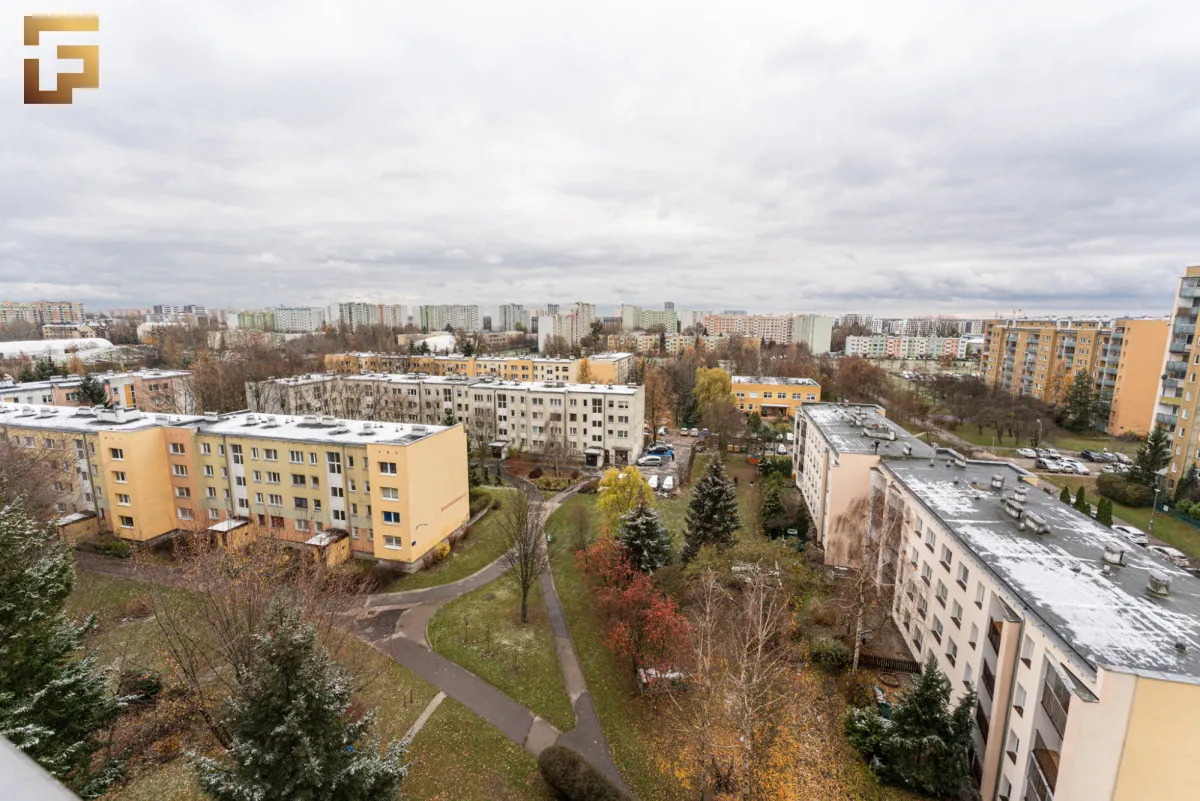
[[731, 375, 821, 418], [1099, 318, 1169, 437], [326, 351, 635, 384], [980, 318, 1111, 404], [1158, 266, 1200, 488], [0, 403, 469, 567]]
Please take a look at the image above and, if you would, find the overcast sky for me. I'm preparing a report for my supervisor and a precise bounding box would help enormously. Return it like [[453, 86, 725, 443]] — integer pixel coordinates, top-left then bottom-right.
[[4, 0, 1200, 317]]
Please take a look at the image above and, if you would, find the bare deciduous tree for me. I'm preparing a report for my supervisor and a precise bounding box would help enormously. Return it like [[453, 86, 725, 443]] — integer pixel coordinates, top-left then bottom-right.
[[497, 491, 549, 623]]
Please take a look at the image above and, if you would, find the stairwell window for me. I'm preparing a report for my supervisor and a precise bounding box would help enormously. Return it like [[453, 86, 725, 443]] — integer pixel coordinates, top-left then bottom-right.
[[119, 515, 134, 528], [116, 494, 130, 506], [113, 471, 127, 483], [110, 448, 124, 460], [381, 487, 399, 500], [382, 511, 401, 525], [379, 462, 397, 475]]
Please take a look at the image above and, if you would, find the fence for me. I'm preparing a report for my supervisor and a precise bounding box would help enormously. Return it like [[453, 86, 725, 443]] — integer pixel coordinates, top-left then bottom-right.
[[857, 653, 921, 674]]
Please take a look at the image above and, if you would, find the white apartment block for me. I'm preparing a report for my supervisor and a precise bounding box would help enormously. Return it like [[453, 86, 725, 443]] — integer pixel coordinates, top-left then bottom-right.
[[537, 303, 596, 350], [273, 306, 326, 333], [333, 302, 407, 331], [419, 305, 481, 332], [873, 455, 1200, 801], [701, 313, 833, 349], [790, 314, 834, 353], [620, 304, 679, 332], [677, 309, 712, 332], [247, 373, 645, 467], [496, 303, 528, 332], [844, 334, 971, 360], [792, 403, 934, 566]]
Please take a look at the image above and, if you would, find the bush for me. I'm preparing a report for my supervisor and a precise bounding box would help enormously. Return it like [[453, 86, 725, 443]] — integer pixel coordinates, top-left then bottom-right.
[[425, 541, 451, 568], [808, 602, 840, 628], [844, 706, 892, 757], [1097, 473, 1156, 507], [528, 467, 544, 480], [75, 532, 133, 558], [578, 478, 600, 494], [118, 668, 164, 704], [810, 637, 851, 673], [537, 744, 630, 801], [468, 488, 491, 517], [1179, 500, 1194, 517], [842, 671, 876, 709]]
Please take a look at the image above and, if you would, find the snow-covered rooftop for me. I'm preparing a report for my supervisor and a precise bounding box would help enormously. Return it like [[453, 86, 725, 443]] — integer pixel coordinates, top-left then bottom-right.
[[803, 403, 935, 458], [338, 373, 640, 394], [885, 457, 1200, 682], [0, 403, 200, 433], [198, 411, 452, 446], [732, 375, 819, 386]]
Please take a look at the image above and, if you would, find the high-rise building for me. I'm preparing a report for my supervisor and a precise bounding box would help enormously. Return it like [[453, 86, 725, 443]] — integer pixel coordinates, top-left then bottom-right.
[[497, 303, 527, 332], [273, 306, 326, 333], [789, 314, 834, 353], [333, 302, 407, 331], [0, 301, 85, 326], [619, 304, 678, 332], [1157, 266, 1200, 487], [419, 304, 480, 332], [979, 318, 1113, 406]]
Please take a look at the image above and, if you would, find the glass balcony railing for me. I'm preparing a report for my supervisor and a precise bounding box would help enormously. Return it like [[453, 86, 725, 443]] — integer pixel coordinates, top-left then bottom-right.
[[1158, 412, 1180, 426], [1175, 323, 1197, 335], [1177, 306, 1199, 319], [1169, 341, 1192, 354]]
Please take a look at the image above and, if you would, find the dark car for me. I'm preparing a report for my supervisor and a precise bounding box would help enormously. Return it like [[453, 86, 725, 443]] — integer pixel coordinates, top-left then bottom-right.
[[1079, 450, 1100, 461]]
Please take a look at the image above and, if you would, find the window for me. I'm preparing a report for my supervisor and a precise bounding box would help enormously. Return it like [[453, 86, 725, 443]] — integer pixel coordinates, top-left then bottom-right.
[[268, 494, 282, 506], [381, 486, 399, 500], [174, 486, 191, 498], [235, 476, 246, 487], [348, 479, 356, 493], [1006, 730, 1019, 763], [932, 617, 944, 643], [382, 510, 401, 525], [1020, 634, 1034, 667], [921, 563, 932, 585], [909, 546, 919, 566], [208, 508, 220, 520], [206, 487, 216, 498], [383, 535, 403, 549], [170, 442, 185, 454], [177, 507, 193, 520], [264, 448, 277, 461], [294, 498, 309, 510], [113, 471, 127, 483], [231, 444, 243, 464], [946, 638, 958, 666], [347, 455, 355, 468], [940, 545, 952, 569], [1013, 683, 1027, 716], [119, 515, 134, 528], [110, 447, 124, 460], [327, 452, 342, 473], [237, 498, 249, 509], [956, 562, 969, 589], [963, 662, 974, 688], [218, 444, 226, 456], [332, 509, 346, 522], [253, 470, 262, 482], [251, 447, 260, 460], [116, 493, 130, 506], [267, 471, 280, 483], [255, 492, 264, 504], [201, 442, 211, 455], [951, 600, 963, 627], [292, 474, 307, 487], [379, 461, 397, 475], [289, 450, 303, 463], [924, 528, 936, 551], [331, 486, 344, 498], [308, 452, 318, 465], [974, 582, 985, 608], [204, 465, 215, 477], [935, 580, 948, 607], [296, 519, 310, 532], [313, 499, 322, 512]]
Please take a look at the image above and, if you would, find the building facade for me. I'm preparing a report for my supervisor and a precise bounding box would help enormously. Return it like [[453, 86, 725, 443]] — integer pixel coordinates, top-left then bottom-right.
[[333, 303, 408, 331], [1095, 318, 1169, 437], [419, 305, 480, 332], [790, 314, 834, 353], [0, 403, 469, 566], [730, 376, 821, 417], [0, 370, 196, 414], [273, 306, 326, 333], [496, 303, 528, 332], [845, 334, 973, 360], [1156, 266, 1200, 487], [979, 318, 1113, 404]]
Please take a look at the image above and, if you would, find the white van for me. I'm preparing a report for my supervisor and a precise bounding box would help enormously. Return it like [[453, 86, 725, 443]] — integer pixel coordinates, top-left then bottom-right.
[[647, 474, 660, 490], [662, 475, 675, 492]]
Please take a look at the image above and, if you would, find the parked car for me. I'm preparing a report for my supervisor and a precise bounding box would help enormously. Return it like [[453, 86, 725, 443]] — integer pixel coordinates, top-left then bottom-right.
[[785, 432, 795, 442], [1149, 545, 1190, 568], [700, 428, 709, 438], [1111, 524, 1149, 546], [662, 476, 675, 492], [1015, 448, 1038, 459], [1115, 452, 1133, 465], [776, 443, 788, 455], [647, 474, 660, 490], [1079, 450, 1100, 461], [656, 426, 667, 438], [1035, 457, 1062, 472], [1064, 460, 1090, 475], [1044, 448, 1062, 458], [689, 427, 700, 437], [637, 455, 663, 467]]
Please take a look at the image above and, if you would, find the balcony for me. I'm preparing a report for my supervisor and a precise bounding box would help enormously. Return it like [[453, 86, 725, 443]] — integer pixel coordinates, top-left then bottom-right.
[[982, 661, 996, 698], [1160, 394, 1182, 406], [1026, 732, 1060, 801], [1175, 323, 1197, 335], [987, 619, 1003, 654], [975, 703, 990, 743], [1180, 286, 1200, 299], [1041, 680, 1071, 737], [1157, 412, 1180, 427], [1177, 306, 1199, 318], [1169, 340, 1192, 355]]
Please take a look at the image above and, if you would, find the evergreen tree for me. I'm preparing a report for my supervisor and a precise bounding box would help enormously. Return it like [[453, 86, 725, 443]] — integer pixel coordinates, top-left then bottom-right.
[[845, 655, 975, 797], [682, 457, 740, 562], [760, 476, 785, 538], [1063, 370, 1095, 431], [76, 374, 108, 406], [1059, 486, 1071, 504], [0, 498, 124, 795], [1073, 485, 1088, 512], [1175, 464, 1200, 503], [1096, 497, 1113, 527], [1129, 427, 1171, 486], [193, 603, 406, 801], [442, 408, 456, 427], [619, 500, 672, 572]]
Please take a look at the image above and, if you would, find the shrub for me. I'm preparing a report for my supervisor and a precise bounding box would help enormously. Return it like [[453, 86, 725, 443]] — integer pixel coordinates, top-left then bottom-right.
[[845, 706, 892, 757], [1178, 499, 1194, 517], [537, 744, 630, 801], [578, 478, 600, 494], [468, 488, 491, 516], [1097, 473, 1156, 507], [842, 671, 876, 709], [118, 668, 164, 704], [810, 637, 851, 673], [528, 467, 544, 480], [425, 541, 451, 568], [75, 532, 133, 558], [808, 602, 840, 627]]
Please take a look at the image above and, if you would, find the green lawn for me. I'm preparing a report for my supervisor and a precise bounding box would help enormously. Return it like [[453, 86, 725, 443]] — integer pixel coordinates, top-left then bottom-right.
[[428, 577, 575, 731], [949, 425, 1138, 455], [381, 489, 518, 593], [1039, 474, 1200, 558]]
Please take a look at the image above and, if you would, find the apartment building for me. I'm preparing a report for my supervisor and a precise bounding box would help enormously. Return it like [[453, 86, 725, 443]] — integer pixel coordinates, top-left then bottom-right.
[[0, 402, 469, 566], [41, 323, 103, 340], [874, 454, 1200, 801], [0, 301, 85, 326], [0, 369, 195, 414], [496, 304, 529, 332], [325, 352, 409, 374], [790, 314, 834, 353], [332, 302, 408, 331], [418, 304, 480, 332], [537, 302, 596, 349], [731, 376, 821, 417], [1156, 266, 1200, 487], [1095, 319, 1169, 437], [792, 403, 934, 565], [620, 304, 679, 332], [703, 314, 793, 343], [249, 373, 645, 466], [845, 334, 973, 360], [351, 352, 635, 384], [979, 318, 1112, 404], [235, 311, 275, 331]]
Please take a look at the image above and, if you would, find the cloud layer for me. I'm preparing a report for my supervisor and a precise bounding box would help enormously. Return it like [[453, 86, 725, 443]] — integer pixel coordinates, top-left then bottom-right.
[[4, 0, 1199, 316]]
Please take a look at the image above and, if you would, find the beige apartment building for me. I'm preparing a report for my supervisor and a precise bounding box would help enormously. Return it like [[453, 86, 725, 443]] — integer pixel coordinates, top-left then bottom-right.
[[1157, 265, 1200, 488], [0, 403, 469, 567], [792, 403, 935, 565], [873, 455, 1200, 801], [324, 352, 635, 385], [0, 369, 195, 414], [248, 372, 646, 467]]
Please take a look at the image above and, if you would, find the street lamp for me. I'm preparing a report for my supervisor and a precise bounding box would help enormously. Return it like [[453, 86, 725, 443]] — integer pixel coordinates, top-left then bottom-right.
[[1149, 486, 1162, 533]]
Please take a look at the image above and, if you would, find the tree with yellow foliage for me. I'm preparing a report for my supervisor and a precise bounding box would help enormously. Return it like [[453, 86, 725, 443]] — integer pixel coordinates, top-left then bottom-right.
[[693, 367, 732, 421], [577, 356, 593, 384], [596, 465, 654, 535]]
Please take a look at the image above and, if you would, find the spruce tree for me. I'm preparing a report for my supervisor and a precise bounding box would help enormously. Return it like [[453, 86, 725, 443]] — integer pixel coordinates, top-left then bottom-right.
[[1096, 497, 1113, 527], [0, 498, 123, 795], [1059, 486, 1071, 504], [1063, 370, 1095, 431], [619, 500, 672, 572], [682, 457, 740, 562], [77, 374, 108, 406], [760, 476, 785, 538], [1175, 464, 1199, 503], [1129, 427, 1170, 486], [1073, 485, 1088, 513], [193, 603, 406, 801]]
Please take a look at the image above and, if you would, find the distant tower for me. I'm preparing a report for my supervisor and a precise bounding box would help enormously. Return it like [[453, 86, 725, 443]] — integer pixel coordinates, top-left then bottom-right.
[[664, 301, 675, 311]]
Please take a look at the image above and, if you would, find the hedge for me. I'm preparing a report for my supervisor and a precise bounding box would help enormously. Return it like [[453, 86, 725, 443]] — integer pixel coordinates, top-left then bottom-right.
[[537, 744, 629, 801], [1096, 473, 1156, 507]]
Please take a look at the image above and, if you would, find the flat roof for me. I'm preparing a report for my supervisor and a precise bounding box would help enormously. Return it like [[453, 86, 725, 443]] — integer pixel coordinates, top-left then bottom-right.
[[0, 404, 201, 433], [732, 375, 819, 386], [885, 457, 1200, 682], [803, 403, 936, 458], [340, 373, 640, 394], [198, 411, 451, 447]]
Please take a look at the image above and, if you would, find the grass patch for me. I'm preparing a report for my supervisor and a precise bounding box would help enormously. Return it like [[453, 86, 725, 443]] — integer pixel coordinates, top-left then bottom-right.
[[948, 425, 1138, 454], [106, 760, 204, 801], [1039, 473, 1200, 557], [403, 698, 554, 801], [428, 577, 574, 731], [381, 489, 518, 593]]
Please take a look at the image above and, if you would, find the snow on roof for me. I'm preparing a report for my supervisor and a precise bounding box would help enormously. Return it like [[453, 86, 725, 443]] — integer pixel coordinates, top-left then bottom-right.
[[886, 457, 1200, 682], [207, 518, 248, 533], [803, 403, 935, 458], [198, 411, 451, 446], [0, 338, 114, 358], [0, 403, 201, 433], [339, 373, 640, 394], [731, 375, 819, 386]]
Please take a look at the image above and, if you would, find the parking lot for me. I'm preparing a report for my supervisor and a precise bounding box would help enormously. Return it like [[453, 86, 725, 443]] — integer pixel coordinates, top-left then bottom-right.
[[635, 428, 697, 495]]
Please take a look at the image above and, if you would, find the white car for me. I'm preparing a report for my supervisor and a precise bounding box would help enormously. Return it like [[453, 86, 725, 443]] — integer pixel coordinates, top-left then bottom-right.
[[1148, 545, 1190, 568], [662, 476, 675, 492], [776, 444, 788, 455], [1015, 448, 1037, 459], [647, 474, 660, 490], [1064, 460, 1091, 475], [637, 455, 663, 467], [689, 427, 700, 437], [785, 432, 795, 442], [1111, 525, 1149, 546], [656, 426, 667, 438]]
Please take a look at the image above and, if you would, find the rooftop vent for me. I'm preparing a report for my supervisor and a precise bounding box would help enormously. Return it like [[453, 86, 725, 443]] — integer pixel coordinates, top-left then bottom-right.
[[953, 455, 968, 469], [1149, 571, 1173, 597], [1021, 511, 1049, 535], [1014, 487, 1029, 504], [359, 423, 375, 436], [1102, 544, 1127, 566], [204, 412, 219, 423], [301, 415, 318, 425], [903, 444, 913, 456]]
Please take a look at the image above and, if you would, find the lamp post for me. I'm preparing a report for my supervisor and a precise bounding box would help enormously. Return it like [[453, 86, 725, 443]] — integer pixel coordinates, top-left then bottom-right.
[[1149, 485, 1162, 533]]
